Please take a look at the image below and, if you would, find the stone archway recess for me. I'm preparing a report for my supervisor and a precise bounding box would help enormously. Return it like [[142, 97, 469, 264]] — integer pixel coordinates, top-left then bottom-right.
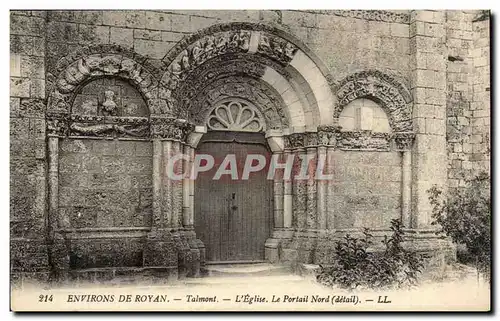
[[46, 22, 419, 279]]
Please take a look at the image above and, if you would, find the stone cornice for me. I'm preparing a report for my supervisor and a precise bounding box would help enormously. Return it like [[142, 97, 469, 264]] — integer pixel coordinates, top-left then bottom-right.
[[299, 10, 410, 24]]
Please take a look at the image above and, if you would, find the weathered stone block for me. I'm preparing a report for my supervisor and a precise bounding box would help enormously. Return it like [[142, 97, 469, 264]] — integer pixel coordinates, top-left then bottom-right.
[[102, 10, 146, 28], [10, 77, 30, 98], [110, 27, 134, 48], [134, 39, 173, 59]]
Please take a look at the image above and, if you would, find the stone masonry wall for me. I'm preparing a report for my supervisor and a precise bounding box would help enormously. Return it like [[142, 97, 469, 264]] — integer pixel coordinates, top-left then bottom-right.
[[58, 139, 153, 229], [10, 11, 50, 283], [43, 10, 411, 83], [445, 10, 490, 190], [331, 151, 402, 229]]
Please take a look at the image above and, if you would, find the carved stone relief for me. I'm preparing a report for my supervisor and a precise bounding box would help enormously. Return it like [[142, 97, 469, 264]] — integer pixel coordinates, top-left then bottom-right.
[[190, 76, 288, 130], [257, 32, 299, 65], [161, 30, 251, 93], [337, 131, 392, 151], [206, 100, 266, 132]]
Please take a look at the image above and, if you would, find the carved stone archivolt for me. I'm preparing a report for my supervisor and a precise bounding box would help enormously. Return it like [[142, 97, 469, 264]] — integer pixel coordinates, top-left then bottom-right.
[[257, 32, 298, 66], [174, 53, 293, 114], [190, 76, 288, 130], [207, 99, 266, 132], [161, 22, 308, 119], [161, 30, 251, 94], [47, 53, 170, 117], [334, 70, 413, 132]]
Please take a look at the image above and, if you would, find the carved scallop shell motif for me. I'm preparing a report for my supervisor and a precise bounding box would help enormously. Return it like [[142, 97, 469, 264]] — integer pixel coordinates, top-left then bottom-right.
[[207, 100, 265, 132]]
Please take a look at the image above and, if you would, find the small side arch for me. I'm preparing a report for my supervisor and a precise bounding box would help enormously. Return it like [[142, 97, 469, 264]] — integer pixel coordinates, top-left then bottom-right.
[[46, 46, 171, 117], [333, 70, 413, 132]]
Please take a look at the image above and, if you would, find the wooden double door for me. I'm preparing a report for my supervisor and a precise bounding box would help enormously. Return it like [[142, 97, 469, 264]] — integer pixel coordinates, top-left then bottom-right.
[[194, 132, 272, 263]]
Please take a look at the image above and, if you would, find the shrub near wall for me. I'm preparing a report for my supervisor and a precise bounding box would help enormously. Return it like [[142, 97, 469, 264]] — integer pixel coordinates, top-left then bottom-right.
[[316, 219, 424, 290], [428, 172, 491, 277]]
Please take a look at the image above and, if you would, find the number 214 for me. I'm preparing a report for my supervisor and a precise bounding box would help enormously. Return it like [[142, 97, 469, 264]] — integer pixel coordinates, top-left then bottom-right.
[[38, 294, 53, 302]]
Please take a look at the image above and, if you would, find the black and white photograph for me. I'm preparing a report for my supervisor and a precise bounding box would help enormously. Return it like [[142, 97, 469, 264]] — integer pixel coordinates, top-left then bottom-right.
[[8, 7, 491, 312]]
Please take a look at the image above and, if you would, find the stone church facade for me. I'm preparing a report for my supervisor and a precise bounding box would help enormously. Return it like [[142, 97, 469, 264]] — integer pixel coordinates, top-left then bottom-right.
[[10, 10, 490, 283]]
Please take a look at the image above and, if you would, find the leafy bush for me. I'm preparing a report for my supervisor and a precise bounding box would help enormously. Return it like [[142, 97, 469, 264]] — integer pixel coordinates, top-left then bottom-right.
[[428, 172, 491, 275], [316, 219, 424, 290]]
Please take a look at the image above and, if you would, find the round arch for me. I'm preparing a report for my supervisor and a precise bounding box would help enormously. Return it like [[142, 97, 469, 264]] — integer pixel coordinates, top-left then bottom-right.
[[333, 70, 413, 132], [46, 48, 171, 118], [159, 21, 337, 132]]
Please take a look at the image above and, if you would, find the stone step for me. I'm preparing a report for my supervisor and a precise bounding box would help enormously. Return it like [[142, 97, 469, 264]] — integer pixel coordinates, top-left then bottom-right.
[[201, 262, 293, 278], [181, 274, 307, 286]]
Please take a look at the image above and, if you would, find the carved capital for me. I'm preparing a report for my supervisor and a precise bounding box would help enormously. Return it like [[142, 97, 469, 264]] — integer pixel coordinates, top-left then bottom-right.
[[47, 112, 69, 137], [317, 125, 342, 147], [283, 133, 305, 150], [393, 132, 415, 150], [150, 117, 195, 142]]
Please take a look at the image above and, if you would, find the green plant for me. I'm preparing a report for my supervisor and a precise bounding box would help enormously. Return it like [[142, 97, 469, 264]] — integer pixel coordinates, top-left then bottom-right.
[[428, 172, 491, 275], [316, 219, 424, 290]]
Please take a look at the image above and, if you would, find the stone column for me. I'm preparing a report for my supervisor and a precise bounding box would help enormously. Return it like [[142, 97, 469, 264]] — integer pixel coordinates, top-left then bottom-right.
[[185, 126, 206, 274], [283, 149, 293, 229], [264, 133, 293, 263], [171, 141, 183, 230], [46, 114, 70, 281], [272, 152, 285, 229], [314, 125, 341, 264], [305, 133, 318, 230], [162, 140, 174, 227], [152, 139, 163, 228], [182, 144, 193, 228], [145, 117, 195, 280], [394, 132, 416, 229], [316, 145, 327, 230]]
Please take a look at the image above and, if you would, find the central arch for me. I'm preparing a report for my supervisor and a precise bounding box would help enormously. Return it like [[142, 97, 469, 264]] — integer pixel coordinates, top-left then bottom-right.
[[159, 23, 337, 264], [160, 22, 336, 131]]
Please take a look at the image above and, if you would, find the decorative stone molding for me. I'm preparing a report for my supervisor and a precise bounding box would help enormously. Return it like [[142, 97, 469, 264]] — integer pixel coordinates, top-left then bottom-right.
[[50, 44, 163, 77], [190, 76, 288, 130], [334, 70, 413, 133], [47, 53, 169, 117], [337, 131, 391, 151], [162, 22, 308, 68], [393, 132, 416, 150], [68, 115, 150, 138], [206, 99, 266, 132], [257, 32, 298, 66], [150, 117, 195, 142], [301, 10, 410, 24], [161, 30, 251, 91]]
